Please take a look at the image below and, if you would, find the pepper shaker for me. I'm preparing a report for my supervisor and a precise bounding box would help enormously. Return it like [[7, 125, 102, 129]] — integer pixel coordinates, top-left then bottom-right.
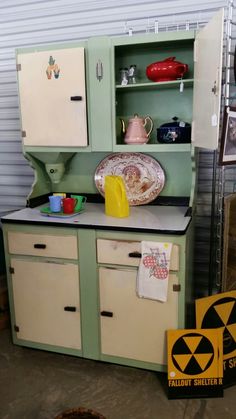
[[128, 64, 137, 84]]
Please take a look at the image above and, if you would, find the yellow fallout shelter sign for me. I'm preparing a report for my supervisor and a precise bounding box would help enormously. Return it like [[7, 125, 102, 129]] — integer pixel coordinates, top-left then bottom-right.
[[167, 329, 223, 399], [196, 291, 236, 387]]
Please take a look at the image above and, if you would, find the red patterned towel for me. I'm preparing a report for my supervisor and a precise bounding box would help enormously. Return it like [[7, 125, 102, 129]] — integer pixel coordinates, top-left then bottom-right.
[[137, 241, 173, 302]]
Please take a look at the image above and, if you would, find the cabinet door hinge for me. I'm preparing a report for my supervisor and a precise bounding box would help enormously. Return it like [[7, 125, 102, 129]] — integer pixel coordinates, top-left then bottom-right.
[[211, 113, 218, 127], [173, 284, 181, 292], [16, 63, 21, 71], [191, 120, 195, 144], [193, 40, 198, 62], [14, 325, 19, 332], [9, 266, 14, 274]]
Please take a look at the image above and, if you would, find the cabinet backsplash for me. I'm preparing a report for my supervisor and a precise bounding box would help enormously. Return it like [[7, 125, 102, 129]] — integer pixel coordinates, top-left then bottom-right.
[[28, 151, 192, 200]]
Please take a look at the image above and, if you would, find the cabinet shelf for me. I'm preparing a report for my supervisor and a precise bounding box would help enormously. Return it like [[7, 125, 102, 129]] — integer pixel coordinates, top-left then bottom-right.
[[115, 79, 194, 92], [113, 143, 192, 152]]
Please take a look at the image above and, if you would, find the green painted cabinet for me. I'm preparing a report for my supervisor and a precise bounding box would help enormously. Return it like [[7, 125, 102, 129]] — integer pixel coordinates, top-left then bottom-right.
[[111, 10, 223, 152], [15, 10, 224, 203], [17, 9, 223, 157], [112, 32, 194, 151], [2, 9, 225, 373], [3, 223, 193, 372], [86, 9, 223, 153], [13, 10, 224, 203], [87, 10, 223, 153]]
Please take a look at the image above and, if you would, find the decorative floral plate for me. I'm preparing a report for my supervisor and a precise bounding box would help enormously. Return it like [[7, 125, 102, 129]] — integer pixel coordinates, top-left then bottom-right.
[[94, 152, 165, 206]]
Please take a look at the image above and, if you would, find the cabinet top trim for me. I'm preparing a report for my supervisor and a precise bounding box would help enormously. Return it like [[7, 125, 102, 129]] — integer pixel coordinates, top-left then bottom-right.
[[15, 30, 196, 56], [112, 30, 195, 46]]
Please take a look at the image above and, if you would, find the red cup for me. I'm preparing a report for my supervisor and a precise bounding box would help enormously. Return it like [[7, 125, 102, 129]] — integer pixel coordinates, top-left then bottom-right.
[[62, 197, 77, 214]]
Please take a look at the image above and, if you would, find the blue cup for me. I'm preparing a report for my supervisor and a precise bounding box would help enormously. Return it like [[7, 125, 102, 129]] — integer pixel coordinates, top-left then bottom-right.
[[49, 195, 62, 212]]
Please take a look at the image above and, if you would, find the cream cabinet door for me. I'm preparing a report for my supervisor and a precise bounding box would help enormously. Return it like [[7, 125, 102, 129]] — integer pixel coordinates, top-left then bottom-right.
[[192, 9, 224, 150], [11, 258, 81, 349], [99, 267, 179, 365], [17, 47, 88, 147]]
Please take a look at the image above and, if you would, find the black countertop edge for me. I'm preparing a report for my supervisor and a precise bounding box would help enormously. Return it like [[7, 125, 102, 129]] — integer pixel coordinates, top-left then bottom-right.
[[27, 193, 190, 208], [185, 207, 192, 217], [1, 218, 191, 235]]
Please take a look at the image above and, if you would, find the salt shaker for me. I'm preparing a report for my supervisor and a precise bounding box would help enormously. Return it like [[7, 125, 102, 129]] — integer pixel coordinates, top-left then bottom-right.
[[128, 64, 137, 84], [119, 68, 129, 85]]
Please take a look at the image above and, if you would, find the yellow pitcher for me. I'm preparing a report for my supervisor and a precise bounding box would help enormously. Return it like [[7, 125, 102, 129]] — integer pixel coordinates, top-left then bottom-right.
[[105, 175, 129, 218]]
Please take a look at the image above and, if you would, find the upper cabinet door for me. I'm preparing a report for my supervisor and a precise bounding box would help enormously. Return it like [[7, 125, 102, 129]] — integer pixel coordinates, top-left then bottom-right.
[[192, 9, 224, 150], [17, 46, 88, 147]]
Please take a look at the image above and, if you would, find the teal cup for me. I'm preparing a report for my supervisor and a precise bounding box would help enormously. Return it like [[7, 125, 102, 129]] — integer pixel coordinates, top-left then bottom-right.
[[71, 195, 87, 212], [49, 195, 62, 212]]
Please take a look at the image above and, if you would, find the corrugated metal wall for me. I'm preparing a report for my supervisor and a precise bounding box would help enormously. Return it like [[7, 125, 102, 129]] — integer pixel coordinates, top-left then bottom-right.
[[0, 0, 228, 293]]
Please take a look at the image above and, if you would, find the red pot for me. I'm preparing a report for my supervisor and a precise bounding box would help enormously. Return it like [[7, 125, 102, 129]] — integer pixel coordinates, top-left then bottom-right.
[[146, 57, 188, 82]]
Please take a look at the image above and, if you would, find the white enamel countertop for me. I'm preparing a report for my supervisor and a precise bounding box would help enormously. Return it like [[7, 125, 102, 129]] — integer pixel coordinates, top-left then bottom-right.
[[1, 203, 191, 234]]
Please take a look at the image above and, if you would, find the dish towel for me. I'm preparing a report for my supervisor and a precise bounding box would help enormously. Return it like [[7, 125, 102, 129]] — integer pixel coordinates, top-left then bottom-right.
[[137, 241, 173, 302]]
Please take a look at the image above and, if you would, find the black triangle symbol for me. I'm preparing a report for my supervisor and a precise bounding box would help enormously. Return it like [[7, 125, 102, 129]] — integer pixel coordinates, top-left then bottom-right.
[[195, 335, 213, 354], [184, 354, 204, 375], [227, 301, 236, 325], [202, 307, 224, 328], [172, 337, 192, 355]]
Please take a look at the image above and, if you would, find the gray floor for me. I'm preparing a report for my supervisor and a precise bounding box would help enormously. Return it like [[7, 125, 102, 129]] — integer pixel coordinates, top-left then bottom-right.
[[0, 328, 235, 419]]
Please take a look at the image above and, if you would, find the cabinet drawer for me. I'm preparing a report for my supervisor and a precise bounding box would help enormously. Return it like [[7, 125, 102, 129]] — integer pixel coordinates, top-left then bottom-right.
[[97, 239, 179, 271], [8, 232, 78, 259]]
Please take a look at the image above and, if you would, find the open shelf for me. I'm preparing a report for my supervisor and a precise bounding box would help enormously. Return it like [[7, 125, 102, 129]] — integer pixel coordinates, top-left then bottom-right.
[[115, 79, 194, 91], [113, 143, 192, 153]]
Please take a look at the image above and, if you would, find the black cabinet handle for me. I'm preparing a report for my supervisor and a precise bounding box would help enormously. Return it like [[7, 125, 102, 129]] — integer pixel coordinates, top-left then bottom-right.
[[100, 311, 113, 317], [34, 244, 46, 249], [70, 96, 82, 101], [64, 306, 77, 312], [128, 251, 141, 258]]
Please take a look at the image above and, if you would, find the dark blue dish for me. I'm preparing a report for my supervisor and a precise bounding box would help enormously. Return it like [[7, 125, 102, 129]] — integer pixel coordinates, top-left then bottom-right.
[[157, 117, 191, 144]]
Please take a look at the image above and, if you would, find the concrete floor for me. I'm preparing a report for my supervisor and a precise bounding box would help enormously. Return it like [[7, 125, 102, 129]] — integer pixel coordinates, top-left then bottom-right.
[[0, 328, 235, 419]]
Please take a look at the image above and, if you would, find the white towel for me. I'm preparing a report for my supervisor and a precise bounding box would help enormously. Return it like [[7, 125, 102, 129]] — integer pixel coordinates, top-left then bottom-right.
[[137, 241, 173, 302]]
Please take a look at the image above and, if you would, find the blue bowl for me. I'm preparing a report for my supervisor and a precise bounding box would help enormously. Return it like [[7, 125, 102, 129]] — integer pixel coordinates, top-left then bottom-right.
[[157, 118, 191, 144]]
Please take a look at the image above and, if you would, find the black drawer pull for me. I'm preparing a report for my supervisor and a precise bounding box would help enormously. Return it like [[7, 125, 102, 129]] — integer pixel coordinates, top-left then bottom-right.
[[64, 306, 76, 312], [128, 251, 141, 258], [70, 96, 82, 101], [101, 311, 113, 317], [34, 244, 46, 249]]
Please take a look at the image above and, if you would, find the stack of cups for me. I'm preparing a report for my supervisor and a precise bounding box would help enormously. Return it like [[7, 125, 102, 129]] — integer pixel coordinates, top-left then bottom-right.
[[49, 194, 87, 214]]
